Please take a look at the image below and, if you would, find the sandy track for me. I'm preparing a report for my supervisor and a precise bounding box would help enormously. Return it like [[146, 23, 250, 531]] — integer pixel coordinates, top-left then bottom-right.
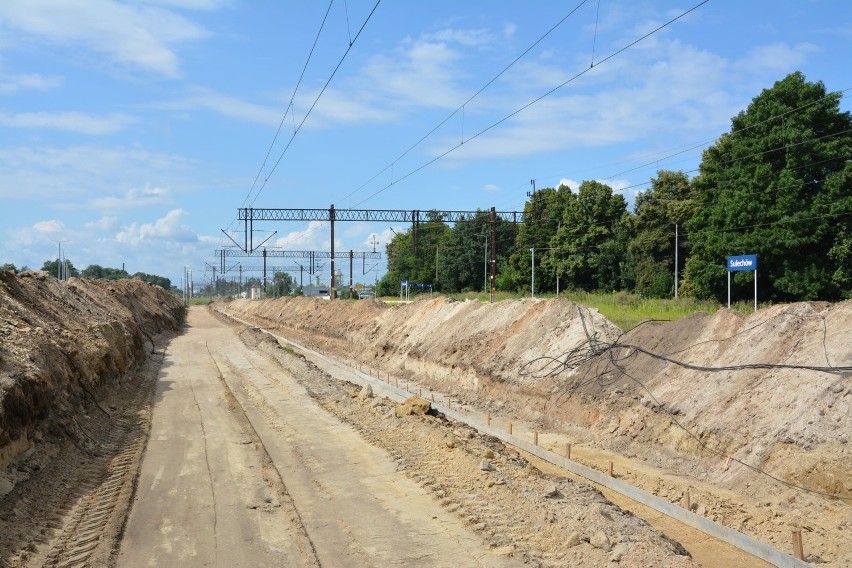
[[118, 307, 522, 568]]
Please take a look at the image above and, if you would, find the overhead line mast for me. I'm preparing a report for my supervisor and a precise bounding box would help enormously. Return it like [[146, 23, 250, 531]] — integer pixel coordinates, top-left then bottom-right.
[[237, 205, 525, 301]]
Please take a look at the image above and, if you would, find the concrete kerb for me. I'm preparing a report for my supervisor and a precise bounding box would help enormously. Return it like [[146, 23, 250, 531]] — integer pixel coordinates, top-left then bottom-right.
[[215, 308, 809, 568]]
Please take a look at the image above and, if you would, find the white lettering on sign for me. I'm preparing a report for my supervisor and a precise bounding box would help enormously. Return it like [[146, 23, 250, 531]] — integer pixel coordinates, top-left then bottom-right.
[[730, 259, 753, 268]]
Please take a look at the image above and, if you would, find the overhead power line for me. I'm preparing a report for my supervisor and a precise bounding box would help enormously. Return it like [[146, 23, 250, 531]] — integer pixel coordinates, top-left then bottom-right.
[[337, 0, 591, 206], [352, 0, 711, 207]]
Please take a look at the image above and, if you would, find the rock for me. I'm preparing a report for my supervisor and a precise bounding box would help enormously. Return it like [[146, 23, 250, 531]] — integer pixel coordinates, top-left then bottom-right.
[[544, 484, 560, 498], [483, 449, 495, 459], [0, 476, 14, 498], [610, 543, 628, 562], [590, 531, 611, 551], [359, 384, 374, 399], [565, 532, 581, 548], [696, 504, 707, 516], [479, 459, 495, 471], [395, 396, 431, 417], [445, 437, 456, 449]]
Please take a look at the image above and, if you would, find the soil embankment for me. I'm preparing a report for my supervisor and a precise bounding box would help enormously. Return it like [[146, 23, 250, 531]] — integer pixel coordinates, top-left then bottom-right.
[[219, 295, 852, 565], [0, 270, 185, 470]]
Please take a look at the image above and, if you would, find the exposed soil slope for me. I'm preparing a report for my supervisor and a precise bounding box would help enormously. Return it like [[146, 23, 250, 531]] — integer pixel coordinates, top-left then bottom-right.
[[0, 270, 185, 470], [219, 295, 852, 565]]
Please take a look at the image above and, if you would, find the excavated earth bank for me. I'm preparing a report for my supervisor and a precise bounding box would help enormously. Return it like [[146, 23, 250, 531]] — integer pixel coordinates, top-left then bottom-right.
[[0, 270, 184, 566], [219, 295, 852, 566]]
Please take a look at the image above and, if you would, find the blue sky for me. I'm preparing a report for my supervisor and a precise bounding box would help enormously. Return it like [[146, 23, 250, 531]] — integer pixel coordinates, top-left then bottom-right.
[[1, 0, 850, 288]]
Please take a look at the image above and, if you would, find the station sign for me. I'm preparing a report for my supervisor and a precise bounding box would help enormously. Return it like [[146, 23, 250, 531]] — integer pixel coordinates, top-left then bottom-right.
[[727, 254, 757, 272]]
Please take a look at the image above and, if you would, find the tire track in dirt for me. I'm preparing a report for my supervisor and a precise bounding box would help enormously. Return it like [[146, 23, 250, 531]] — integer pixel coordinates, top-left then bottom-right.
[[0, 350, 164, 568], [228, 323, 696, 568], [204, 345, 322, 568]]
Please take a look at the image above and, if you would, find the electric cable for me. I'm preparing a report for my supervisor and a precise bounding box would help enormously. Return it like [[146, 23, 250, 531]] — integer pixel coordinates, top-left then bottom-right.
[[352, 0, 711, 207], [519, 312, 852, 501]]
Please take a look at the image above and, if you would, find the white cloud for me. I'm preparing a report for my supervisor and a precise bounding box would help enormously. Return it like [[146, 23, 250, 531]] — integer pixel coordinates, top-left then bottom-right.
[[116, 208, 197, 245], [503, 23, 517, 38], [33, 219, 65, 233], [483, 183, 500, 192], [0, 111, 135, 134], [0, 144, 195, 202], [0, 0, 211, 78], [84, 216, 119, 231], [735, 42, 818, 74], [273, 221, 329, 250], [147, 87, 283, 125], [428, 28, 493, 47], [89, 185, 170, 211], [0, 71, 63, 94]]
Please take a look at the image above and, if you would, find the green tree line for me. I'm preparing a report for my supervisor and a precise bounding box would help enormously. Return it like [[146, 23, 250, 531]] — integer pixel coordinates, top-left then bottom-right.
[[1, 260, 173, 290], [378, 72, 852, 302]]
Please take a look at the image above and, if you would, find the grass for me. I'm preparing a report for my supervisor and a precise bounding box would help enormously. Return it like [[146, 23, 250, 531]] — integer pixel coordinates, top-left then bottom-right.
[[376, 290, 766, 330], [187, 297, 212, 306]]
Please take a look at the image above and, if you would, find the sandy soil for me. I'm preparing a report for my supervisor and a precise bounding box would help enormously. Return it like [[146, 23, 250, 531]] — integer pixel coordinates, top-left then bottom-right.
[[0, 271, 184, 567], [2, 269, 849, 566], [219, 295, 852, 566]]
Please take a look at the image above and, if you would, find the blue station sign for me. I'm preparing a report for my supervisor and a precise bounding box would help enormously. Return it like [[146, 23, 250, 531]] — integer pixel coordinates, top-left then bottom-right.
[[727, 254, 757, 272]]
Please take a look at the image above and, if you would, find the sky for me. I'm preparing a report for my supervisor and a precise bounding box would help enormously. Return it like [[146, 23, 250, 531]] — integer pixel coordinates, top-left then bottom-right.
[[1, 0, 850, 289]]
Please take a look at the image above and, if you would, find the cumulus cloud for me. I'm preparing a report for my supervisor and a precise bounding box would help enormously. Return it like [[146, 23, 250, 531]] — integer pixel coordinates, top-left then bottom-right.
[[116, 208, 197, 245], [84, 216, 119, 231], [33, 219, 65, 233]]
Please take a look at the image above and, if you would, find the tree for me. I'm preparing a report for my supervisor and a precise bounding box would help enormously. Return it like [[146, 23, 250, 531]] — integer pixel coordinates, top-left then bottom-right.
[[133, 272, 171, 290], [683, 72, 852, 301], [271, 271, 293, 297], [377, 215, 450, 296], [1, 263, 16, 271], [82, 264, 104, 278], [505, 185, 571, 293], [628, 171, 695, 297], [41, 258, 79, 278], [550, 181, 632, 292]]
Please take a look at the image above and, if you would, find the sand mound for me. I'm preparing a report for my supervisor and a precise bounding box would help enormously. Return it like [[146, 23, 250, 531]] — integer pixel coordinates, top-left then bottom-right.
[[219, 296, 851, 501]]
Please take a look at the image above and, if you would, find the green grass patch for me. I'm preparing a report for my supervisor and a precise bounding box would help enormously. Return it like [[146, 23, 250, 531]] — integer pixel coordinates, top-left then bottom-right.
[[374, 290, 772, 330], [188, 297, 212, 306]]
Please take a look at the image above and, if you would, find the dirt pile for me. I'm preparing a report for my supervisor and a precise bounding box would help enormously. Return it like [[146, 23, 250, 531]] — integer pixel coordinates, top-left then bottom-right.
[[0, 270, 185, 470]]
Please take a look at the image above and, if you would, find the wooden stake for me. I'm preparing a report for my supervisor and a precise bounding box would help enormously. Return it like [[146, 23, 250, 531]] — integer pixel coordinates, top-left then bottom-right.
[[684, 490, 691, 511], [486, 412, 491, 426], [792, 530, 804, 560], [431, 393, 435, 402], [534, 431, 539, 446], [608, 461, 614, 477], [508, 423, 513, 435], [566, 443, 571, 460]]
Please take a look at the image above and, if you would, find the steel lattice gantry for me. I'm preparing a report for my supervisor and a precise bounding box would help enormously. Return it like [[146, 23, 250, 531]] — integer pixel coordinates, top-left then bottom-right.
[[237, 205, 525, 301], [214, 248, 381, 291]]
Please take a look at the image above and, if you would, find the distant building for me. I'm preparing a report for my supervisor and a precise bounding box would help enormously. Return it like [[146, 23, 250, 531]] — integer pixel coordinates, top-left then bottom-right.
[[302, 284, 330, 298]]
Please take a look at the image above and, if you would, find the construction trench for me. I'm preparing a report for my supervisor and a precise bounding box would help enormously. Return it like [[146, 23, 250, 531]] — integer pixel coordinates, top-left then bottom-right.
[[0, 271, 850, 567]]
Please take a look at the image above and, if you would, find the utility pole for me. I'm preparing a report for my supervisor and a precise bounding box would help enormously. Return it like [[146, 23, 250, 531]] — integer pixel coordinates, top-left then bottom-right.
[[530, 248, 535, 298], [490, 207, 496, 303], [349, 250, 354, 294], [52, 240, 68, 280], [330, 204, 336, 299], [483, 229, 488, 292], [674, 223, 679, 299]]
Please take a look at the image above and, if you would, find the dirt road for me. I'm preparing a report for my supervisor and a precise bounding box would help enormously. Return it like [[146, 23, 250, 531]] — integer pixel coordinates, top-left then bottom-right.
[[118, 307, 522, 567]]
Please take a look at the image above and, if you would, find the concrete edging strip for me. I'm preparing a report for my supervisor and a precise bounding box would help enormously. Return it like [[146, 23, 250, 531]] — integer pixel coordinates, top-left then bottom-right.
[[218, 309, 809, 568]]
